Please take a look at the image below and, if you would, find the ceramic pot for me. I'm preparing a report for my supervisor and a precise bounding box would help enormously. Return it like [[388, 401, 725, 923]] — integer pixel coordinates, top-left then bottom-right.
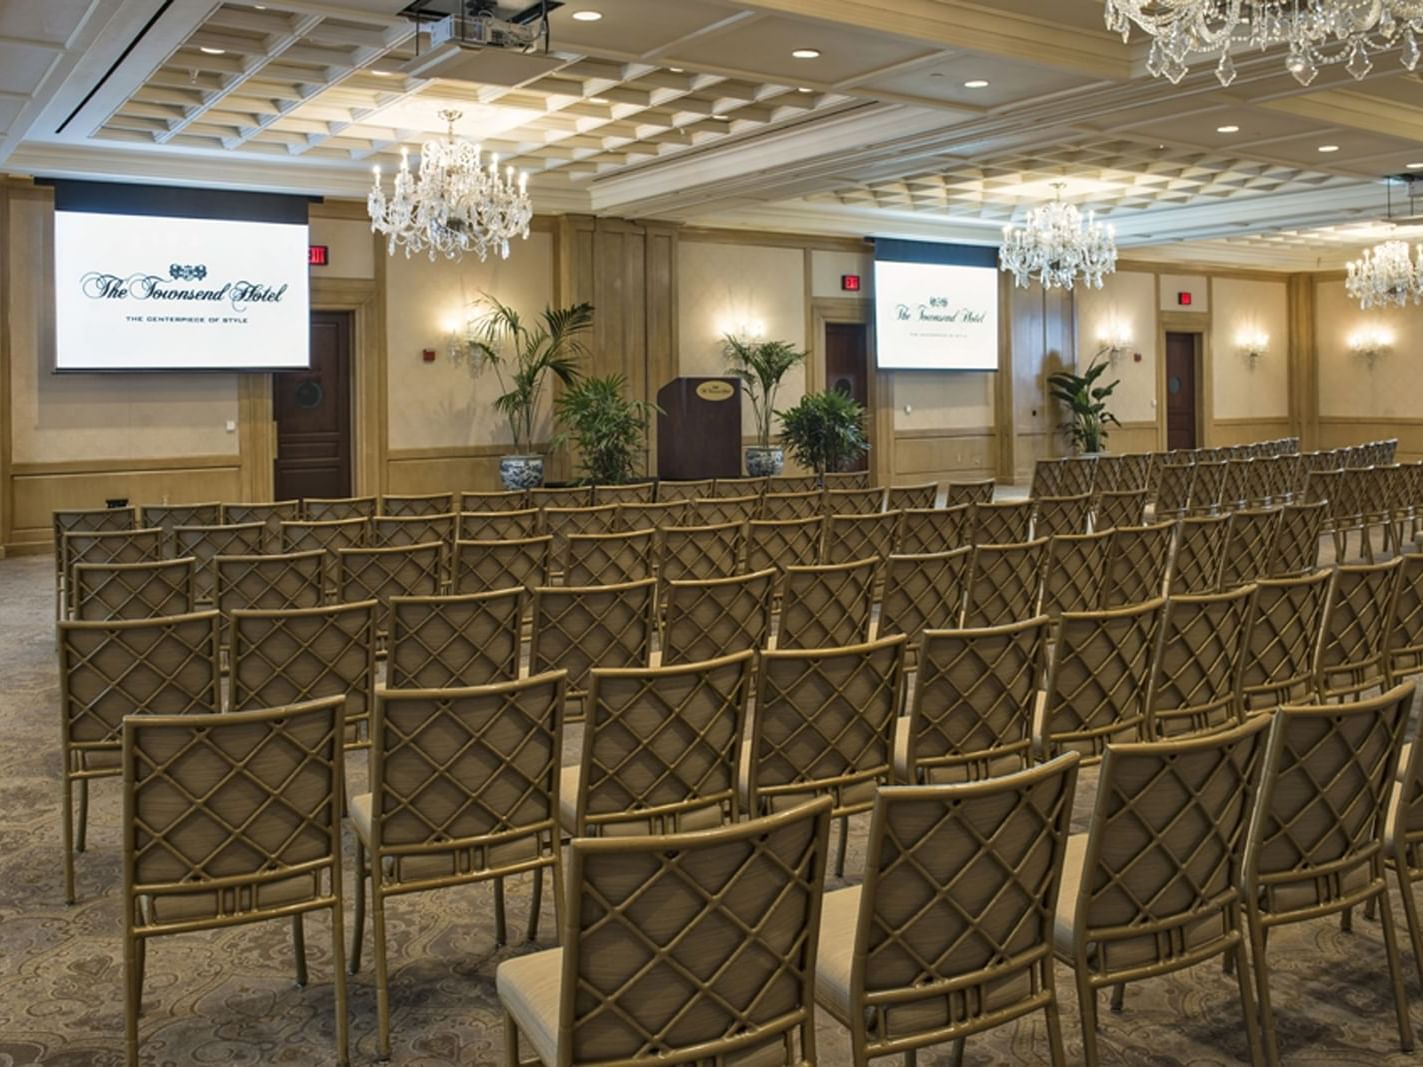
[[745, 446, 784, 477], [499, 454, 545, 491]]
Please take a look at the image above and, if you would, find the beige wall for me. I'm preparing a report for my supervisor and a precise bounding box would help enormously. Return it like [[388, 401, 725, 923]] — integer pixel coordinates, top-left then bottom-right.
[[1211, 276, 1290, 421], [1074, 270, 1159, 425]]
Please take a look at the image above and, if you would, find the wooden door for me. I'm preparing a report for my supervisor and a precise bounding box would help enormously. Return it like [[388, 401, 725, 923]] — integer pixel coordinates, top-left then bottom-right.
[[274, 311, 352, 501], [825, 321, 870, 472], [1165, 331, 1199, 450]]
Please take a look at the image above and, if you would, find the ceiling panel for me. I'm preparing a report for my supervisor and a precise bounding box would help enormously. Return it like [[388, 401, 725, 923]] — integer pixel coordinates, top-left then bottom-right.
[[543, 0, 740, 58], [860, 52, 1098, 108]]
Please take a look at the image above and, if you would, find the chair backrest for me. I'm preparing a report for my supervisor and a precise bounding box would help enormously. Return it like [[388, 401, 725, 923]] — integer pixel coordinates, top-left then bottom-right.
[[1155, 462, 1194, 517], [712, 475, 769, 498], [172, 521, 265, 602], [825, 486, 886, 515], [944, 479, 994, 507], [897, 504, 968, 555], [387, 588, 524, 689], [1033, 494, 1091, 539], [759, 489, 824, 522], [1388, 552, 1423, 683], [1243, 682, 1413, 913], [848, 756, 1079, 1050], [592, 481, 655, 506], [280, 517, 368, 591], [1268, 499, 1326, 577], [746, 516, 823, 573], [72, 558, 196, 621], [459, 507, 540, 541], [460, 489, 527, 512], [613, 499, 688, 532], [452, 534, 553, 594], [574, 651, 753, 836], [886, 482, 937, 511], [1038, 597, 1163, 762], [1117, 452, 1152, 492], [1092, 489, 1147, 532], [304, 495, 376, 521], [1068, 715, 1269, 973], [564, 527, 656, 586], [1242, 569, 1331, 712], [60, 611, 222, 752], [962, 537, 1047, 628], [877, 548, 971, 651], [558, 799, 831, 1067], [541, 504, 616, 565], [969, 499, 1034, 545], [221, 500, 302, 552], [689, 493, 758, 527], [370, 512, 457, 549], [654, 478, 714, 502], [336, 542, 442, 615], [1317, 557, 1402, 702], [1040, 529, 1110, 620], [1219, 507, 1282, 589], [1146, 583, 1256, 738], [214, 550, 325, 615], [529, 485, 593, 509], [381, 492, 454, 517], [905, 616, 1048, 783], [1170, 514, 1229, 594], [368, 673, 565, 876], [1059, 456, 1098, 497], [528, 578, 657, 700], [1093, 453, 1126, 494], [123, 696, 345, 925], [776, 557, 877, 650], [768, 474, 819, 493], [1099, 521, 1174, 608], [657, 520, 744, 585], [823, 510, 901, 566], [63, 528, 165, 614], [1189, 461, 1228, 516], [140, 502, 222, 546], [229, 600, 378, 747], [1030, 457, 1066, 499], [749, 635, 905, 816], [661, 568, 776, 667]]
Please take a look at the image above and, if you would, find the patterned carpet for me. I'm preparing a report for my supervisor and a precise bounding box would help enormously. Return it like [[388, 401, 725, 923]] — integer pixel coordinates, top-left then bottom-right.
[[2, 549, 1422, 1065]]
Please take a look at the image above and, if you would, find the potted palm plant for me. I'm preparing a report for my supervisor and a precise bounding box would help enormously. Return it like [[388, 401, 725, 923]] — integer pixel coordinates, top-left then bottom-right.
[[459, 296, 594, 489], [777, 388, 869, 487], [1047, 355, 1121, 455], [724, 335, 806, 476], [554, 373, 659, 485]]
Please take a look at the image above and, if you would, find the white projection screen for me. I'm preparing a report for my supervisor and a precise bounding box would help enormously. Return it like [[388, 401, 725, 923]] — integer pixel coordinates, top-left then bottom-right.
[[873, 240, 1000, 371], [50, 180, 311, 372]]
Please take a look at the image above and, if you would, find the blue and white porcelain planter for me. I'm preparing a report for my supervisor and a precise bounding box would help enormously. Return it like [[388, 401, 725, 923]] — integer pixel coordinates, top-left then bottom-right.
[[499, 454, 545, 491], [745, 446, 784, 477]]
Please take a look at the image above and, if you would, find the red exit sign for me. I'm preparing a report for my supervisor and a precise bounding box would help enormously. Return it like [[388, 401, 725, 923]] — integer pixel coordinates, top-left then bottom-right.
[[841, 273, 861, 292], [1177, 290, 1192, 306], [308, 244, 329, 267]]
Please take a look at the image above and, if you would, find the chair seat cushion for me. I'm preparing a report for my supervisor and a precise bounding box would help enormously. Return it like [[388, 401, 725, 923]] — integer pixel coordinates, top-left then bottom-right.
[[1258, 860, 1371, 915], [351, 792, 540, 882], [559, 765, 580, 836], [815, 885, 863, 1022], [497, 947, 563, 1067], [141, 871, 320, 925]]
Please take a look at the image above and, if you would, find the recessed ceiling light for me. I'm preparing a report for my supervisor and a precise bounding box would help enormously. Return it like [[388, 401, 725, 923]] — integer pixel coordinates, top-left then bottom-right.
[[712, 114, 731, 121], [797, 86, 812, 93], [1318, 144, 1340, 152], [1216, 124, 1240, 133], [963, 79, 989, 88], [571, 10, 602, 21], [589, 96, 610, 104], [371, 69, 393, 77], [200, 46, 226, 55], [791, 48, 821, 59], [1408, 162, 1423, 169], [669, 67, 684, 73]]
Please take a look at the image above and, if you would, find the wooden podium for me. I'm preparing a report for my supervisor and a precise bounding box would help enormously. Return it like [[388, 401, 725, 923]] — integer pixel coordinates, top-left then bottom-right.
[[656, 376, 742, 480]]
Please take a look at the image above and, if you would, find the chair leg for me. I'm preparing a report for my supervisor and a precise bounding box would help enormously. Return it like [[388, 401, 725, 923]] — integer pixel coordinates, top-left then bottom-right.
[[1366, 895, 1380, 922], [1375, 886, 1417, 1053], [1231, 936, 1265, 1067], [124, 932, 142, 1067], [494, 876, 507, 947], [1075, 968, 1102, 1067], [503, 1008, 521, 1067], [905, 1050, 921, 1067], [1342, 906, 1354, 933], [291, 913, 308, 988], [1245, 908, 1280, 1067], [76, 777, 89, 853], [1044, 997, 1068, 1067], [349, 840, 366, 974], [372, 879, 393, 1061], [328, 900, 351, 1067], [1393, 866, 1423, 988], [1110, 982, 1126, 1012], [62, 773, 76, 906], [527, 865, 543, 943], [835, 815, 849, 879]]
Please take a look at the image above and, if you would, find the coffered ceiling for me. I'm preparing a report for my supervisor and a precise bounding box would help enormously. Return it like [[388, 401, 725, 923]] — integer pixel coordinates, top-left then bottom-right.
[[5, 0, 1423, 269]]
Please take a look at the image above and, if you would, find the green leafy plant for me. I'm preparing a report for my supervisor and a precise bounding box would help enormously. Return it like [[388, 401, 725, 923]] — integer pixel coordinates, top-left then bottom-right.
[[461, 296, 594, 453], [1047, 356, 1121, 454], [723, 336, 806, 448], [554, 373, 659, 485], [777, 389, 869, 485]]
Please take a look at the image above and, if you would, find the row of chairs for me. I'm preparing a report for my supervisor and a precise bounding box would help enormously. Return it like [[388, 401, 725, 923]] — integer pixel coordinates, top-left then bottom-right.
[[113, 662, 1423, 1066], [1029, 436, 1302, 501]]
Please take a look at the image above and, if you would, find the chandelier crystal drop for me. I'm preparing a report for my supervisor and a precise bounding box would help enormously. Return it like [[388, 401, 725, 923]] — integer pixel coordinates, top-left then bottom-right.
[[1105, 1, 1423, 87], [1346, 237, 1423, 308], [368, 109, 532, 262], [999, 184, 1118, 291]]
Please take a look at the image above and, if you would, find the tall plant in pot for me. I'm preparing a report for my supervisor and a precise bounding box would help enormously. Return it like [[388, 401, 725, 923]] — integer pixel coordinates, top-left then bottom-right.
[[777, 388, 869, 487], [554, 373, 658, 486], [1047, 355, 1121, 455], [459, 296, 593, 489], [724, 335, 806, 476]]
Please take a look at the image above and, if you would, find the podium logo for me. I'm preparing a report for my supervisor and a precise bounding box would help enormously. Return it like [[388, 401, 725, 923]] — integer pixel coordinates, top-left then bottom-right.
[[696, 380, 735, 402]]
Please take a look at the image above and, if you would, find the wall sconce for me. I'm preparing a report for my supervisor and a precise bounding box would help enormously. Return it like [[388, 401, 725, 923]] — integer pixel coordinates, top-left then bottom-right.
[[1237, 330, 1268, 368], [719, 318, 766, 341], [1350, 326, 1393, 367], [1097, 323, 1132, 363]]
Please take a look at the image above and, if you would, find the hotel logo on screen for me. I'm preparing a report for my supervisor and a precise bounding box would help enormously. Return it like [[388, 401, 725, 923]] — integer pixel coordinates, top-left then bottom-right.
[[895, 294, 989, 325], [79, 262, 291, 313]]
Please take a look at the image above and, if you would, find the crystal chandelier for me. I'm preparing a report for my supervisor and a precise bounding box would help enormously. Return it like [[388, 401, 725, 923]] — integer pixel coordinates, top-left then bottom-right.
[[1000, 184, 1118, 291], [1105, 0, 1423, 86], [368, 109, 532, 262], [1346, 238, 1423, 308]]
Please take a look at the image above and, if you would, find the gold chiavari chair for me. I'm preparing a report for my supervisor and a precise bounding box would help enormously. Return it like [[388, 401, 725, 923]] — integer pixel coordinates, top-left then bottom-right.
[[746, 516, 824, 574], [898, 504, 969, 554], [1040, 530, 1110, 620], [62, 528, 165, 618], [304, 495, 376, 521], [969, 499, 1034, 545], [1267, 499, 1326, 577], [452, 534, 553, 595], [1033, 494, 1091, 539], [563, 527, 656, 586], [613, 498, 689, 532], [1145, 583, 1256, 738], [886, 481, 937, 511], [776, 557, 877, 650], [54, 506, 138, 619], [72, 557, 196, 622], [528, 578, 657, 715], [1093, 488, 1147, 532], [140, 502, 222, 553], [962, 537, 1047, 628], [1219, 507, 1282, 590], [1099, 521, 1174, 608], [460, 489, 527, 512], [653, 477, 714, 502], [761, 489, 824, 521], [222, 500, 300, 552], [380, 492, 454, 517], [657, 519, 743, 587], [591, 481, 655, 505], [876, 547, 970, 657], [1242, 569, 1332, 713], [280, 517, 368, 596], [660, 568, 776, 667], [944, 479, 995, 507], [1317, 557, 1402, 702], [173, 521, 265, 604], [386, 588, 524, 689], [459, 507, 539, 542], [1170, 514, 1229, 594], [825, 486, 886, 515]]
